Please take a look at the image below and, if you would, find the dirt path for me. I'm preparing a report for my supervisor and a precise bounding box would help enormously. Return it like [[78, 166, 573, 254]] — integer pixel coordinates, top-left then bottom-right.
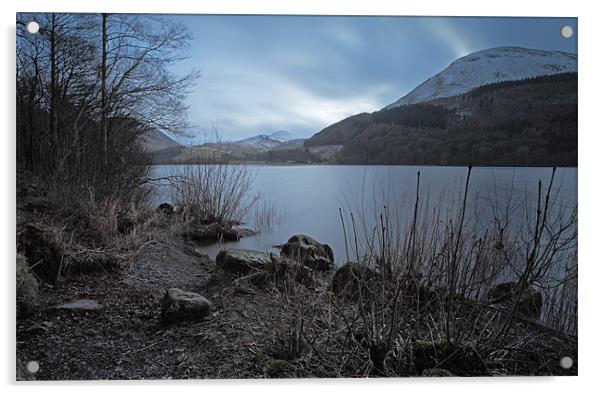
[[17, 239, 285, 380]]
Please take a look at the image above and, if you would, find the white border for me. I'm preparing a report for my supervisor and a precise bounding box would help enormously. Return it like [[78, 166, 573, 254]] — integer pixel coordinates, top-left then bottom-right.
[[2, 1, 600, 393]]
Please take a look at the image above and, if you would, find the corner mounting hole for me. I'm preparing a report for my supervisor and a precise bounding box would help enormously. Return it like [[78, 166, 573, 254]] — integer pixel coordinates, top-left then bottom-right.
[[560, 356, 573, 369], [26, 21, 40, 34], [26, 360, 39, 373], [560, 25, 573, 39]]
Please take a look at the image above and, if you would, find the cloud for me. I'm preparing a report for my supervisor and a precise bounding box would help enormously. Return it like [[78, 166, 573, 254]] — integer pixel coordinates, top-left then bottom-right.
[[172, 15, 576, 144], [422, 18, 475, 58], [186, 63, 394, 142]]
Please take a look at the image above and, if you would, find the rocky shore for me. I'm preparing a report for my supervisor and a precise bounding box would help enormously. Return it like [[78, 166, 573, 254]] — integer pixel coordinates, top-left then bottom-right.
[[16, 201, 577, 380]]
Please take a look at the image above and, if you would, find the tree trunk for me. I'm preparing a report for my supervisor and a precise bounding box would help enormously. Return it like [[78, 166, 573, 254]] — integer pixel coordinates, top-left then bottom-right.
[[49, 13, 59, 171], [101, 13, 108, 167]]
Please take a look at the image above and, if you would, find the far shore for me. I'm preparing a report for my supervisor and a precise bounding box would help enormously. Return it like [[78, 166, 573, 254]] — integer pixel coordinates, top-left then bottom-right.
[[151, 161, 578, 169]]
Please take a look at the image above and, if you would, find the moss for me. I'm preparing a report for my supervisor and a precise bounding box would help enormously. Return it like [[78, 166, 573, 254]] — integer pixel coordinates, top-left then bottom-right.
[[16, 253, 39, 314], [422, 368, 454, 377], [265, 359, 313, 379]]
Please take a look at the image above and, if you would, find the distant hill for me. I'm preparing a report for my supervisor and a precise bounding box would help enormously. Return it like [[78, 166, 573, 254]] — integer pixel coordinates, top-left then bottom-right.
[[152, 131, 317, 164], [232, 130, 297, 150]]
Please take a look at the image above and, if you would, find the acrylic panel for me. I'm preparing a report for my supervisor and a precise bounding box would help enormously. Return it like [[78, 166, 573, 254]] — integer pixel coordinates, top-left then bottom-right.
[[15, 13, 577, 380]]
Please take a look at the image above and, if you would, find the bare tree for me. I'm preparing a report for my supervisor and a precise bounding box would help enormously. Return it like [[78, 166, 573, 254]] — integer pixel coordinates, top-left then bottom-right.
[[16, 12, 198, 201]]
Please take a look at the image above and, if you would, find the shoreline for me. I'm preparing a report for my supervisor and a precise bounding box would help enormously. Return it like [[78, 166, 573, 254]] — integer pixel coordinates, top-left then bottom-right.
[[151, 161, 578, 169]]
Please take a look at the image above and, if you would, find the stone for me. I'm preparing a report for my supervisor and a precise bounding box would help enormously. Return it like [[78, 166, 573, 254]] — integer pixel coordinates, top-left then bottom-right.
[[161, 288, 212, 323], [487, 281, 543, 318], [216, 249, 272, 275], [331, 262, 374, 297], [182, 223, 221, 244], [280, 234, 334, 271], [16, 253, 39, 314], [56, 299, 102, 311], [17, 224, 64, 284], [157, 202, 174, 215]]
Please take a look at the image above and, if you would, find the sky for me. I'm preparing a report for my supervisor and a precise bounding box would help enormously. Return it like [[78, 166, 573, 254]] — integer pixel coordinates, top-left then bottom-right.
[[170, 15, 577, 143]]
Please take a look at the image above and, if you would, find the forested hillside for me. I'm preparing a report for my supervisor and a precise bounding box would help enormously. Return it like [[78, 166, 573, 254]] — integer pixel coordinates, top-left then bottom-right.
[[305, 73, 577, 166]]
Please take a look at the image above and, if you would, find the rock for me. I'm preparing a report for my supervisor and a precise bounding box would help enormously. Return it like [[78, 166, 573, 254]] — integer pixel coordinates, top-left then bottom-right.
[[56, 299, 102, 311], [260, 258, 314, 288], [487, 281, 543, 318], [216, 249, 272, 275], [221, 227, 258, 242], [117, 214, 136, 234], [20, 196, 58, 214], [160, 288, 212, 323], [157, 202, 174, 215], [183, 222, 257, 245], [421, 368, 454, 377], [182, 223, 222, 244], [413, 340, 488, 376], [234, 228, 258, 238], [331, 262, 374, 297], [17, 224, 64, 284], [280, 234, 334, 271], [16, 253, 39, 315]]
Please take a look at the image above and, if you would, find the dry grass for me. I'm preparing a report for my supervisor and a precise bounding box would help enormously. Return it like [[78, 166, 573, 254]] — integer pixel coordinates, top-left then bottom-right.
[[265, 166, 577, 377]]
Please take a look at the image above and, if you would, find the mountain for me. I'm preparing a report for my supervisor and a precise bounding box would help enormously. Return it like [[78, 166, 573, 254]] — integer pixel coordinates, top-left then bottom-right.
[[305, 71, 577, 166], [234, 131, 296, 150], [138, 128, 181, 152], [235, 135, 284, 151], [153, 130, 312, 164], [269, 130, 295, 141], [384, 47, 577, 109]]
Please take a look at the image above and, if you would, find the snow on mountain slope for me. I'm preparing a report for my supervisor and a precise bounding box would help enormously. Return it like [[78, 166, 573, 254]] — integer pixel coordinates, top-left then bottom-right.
[[384, 47, 577, 109], [269, 130, 295, 142], [235, 131, 295, 150]]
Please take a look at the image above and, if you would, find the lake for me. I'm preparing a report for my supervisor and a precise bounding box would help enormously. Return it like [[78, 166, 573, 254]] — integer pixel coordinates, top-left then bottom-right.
[[151, 165, 577, 264]]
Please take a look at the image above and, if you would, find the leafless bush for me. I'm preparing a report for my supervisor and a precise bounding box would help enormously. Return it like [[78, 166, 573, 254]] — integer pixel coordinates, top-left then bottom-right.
[[253, 200, 286, 232], [269, 166, 577, 377], [169, 147, 258, 225]]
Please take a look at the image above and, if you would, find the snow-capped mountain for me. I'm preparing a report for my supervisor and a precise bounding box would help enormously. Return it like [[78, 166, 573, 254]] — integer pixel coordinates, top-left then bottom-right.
[[269, 130, 295, 142], [235, 131, 295, 150], [384, 46, 577, 109]]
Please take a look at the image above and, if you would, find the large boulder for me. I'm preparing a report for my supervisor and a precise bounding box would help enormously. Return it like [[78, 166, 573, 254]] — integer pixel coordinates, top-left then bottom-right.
[[216, 249, 272, 275], [280, 234, 334, 271], [486, 281, 543, 318], [331, 262, 375, 297], [17, 224, 64, 284], [182, 223, 222, 243], [183, 223, 256, 244], [160, 288, 212, 323]]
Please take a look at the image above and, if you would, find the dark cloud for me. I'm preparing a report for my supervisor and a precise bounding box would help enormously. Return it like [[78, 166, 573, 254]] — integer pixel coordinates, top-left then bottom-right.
[[171, 15, 577, 143]]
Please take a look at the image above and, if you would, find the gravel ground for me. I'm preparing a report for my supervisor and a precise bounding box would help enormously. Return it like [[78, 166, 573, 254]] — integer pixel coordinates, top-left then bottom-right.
[[16, 239, 290, 380]]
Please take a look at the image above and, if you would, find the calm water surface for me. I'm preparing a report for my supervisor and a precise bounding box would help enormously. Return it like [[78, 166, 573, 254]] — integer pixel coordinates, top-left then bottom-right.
[[151, 165, 577, 263]]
